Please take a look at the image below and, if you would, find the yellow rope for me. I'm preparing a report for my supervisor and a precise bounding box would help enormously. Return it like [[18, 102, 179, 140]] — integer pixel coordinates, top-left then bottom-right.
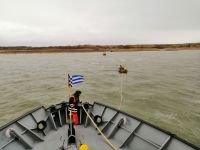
[[118, 74, 123, 110], [81, 104, 117, 150]]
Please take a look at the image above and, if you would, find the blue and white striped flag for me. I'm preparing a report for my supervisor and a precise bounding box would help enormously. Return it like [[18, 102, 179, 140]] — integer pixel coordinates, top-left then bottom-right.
[[68, 75, 84, 87]]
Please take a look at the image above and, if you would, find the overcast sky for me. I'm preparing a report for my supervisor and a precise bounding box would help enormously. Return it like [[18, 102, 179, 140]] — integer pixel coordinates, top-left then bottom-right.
[[0, 0, 200, 46]]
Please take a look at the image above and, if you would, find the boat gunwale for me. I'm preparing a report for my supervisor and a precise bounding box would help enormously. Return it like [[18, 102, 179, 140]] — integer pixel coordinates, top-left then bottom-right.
[[93, 102, 200, 150], [0, 102, 199, 149], [0, 106, 44, 131]]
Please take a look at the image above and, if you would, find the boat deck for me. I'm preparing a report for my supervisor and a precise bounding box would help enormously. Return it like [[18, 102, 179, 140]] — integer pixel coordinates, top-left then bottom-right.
[[33, 125, 111, 150], [0, 102, 199, 150]]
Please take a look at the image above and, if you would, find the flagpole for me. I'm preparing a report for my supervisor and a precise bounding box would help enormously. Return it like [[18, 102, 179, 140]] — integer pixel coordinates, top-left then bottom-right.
[[68, 74, 71, 97]]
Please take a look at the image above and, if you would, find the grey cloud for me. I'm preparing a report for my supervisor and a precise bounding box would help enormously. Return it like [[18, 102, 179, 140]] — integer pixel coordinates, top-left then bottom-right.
[[0, 0, 200, 46]]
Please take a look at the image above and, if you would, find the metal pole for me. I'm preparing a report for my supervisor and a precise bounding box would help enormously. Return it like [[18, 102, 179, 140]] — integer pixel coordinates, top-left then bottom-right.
[[70, 111, 72, 134]]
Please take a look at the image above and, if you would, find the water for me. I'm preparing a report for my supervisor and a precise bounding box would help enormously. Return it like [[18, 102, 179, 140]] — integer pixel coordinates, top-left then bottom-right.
[[0, 51, 199, 146]]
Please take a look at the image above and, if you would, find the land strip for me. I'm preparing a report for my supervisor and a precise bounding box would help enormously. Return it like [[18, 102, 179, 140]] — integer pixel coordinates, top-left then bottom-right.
[[0, 43, 200, 54]]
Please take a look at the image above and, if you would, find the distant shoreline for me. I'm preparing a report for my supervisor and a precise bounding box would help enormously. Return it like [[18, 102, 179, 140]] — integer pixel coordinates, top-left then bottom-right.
[[0, 43, 200, 54]]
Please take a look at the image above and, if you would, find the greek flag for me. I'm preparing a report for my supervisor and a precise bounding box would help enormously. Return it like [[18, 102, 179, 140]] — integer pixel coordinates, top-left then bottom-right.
[[68, 75, 84, 87]]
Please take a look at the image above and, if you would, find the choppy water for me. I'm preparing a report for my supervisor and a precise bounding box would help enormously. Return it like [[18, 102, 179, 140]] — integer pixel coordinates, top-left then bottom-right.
[[0, 51, 199, 146]]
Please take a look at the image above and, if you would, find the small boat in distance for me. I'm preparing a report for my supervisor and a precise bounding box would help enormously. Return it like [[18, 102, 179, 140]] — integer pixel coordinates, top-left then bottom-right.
[[103, 52, 106, 56], [118, 65, 128, 74]]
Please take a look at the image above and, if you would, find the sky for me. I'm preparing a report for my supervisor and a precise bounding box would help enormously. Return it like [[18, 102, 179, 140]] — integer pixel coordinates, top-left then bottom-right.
[[0, 0, 200, 46]]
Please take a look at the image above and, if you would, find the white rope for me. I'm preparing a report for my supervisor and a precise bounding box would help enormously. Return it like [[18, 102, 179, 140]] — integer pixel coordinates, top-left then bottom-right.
[[81, 105, 117, 150], [118, 74, 123, 110]]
